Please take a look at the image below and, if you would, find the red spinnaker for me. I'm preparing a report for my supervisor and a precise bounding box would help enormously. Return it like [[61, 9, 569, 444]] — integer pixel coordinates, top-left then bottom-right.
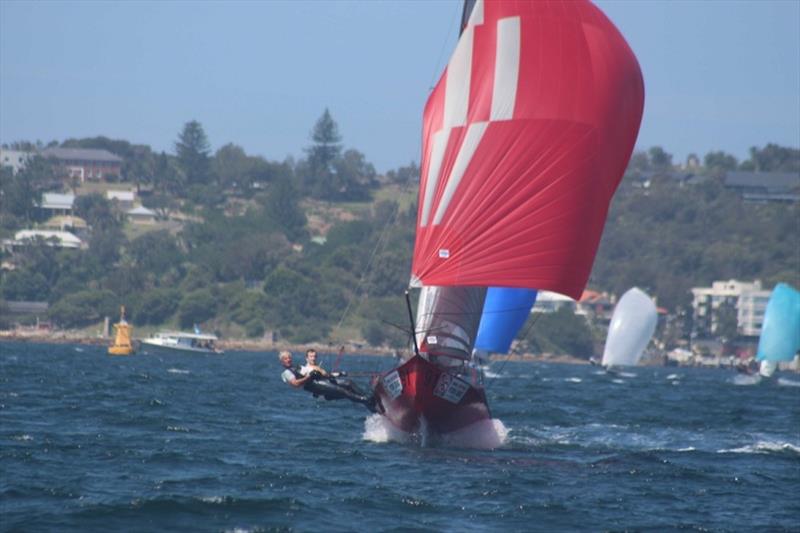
[[412, 0, 644, 299]]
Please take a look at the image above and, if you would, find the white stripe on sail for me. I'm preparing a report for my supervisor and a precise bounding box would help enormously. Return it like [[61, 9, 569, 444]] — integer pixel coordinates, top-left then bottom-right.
[[433, 121, 488, 225], [444, 26, 473, 128], [491, 17, 520, 121], [420, 129, 451, 227], [467, 0, 484, 27]]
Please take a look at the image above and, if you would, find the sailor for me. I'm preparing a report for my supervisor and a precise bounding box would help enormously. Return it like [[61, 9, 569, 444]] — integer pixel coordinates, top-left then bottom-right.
[[279, 350, 380, 413]]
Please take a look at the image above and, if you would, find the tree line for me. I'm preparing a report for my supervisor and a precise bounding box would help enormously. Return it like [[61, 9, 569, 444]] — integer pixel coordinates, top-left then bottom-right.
[[1, 119, 797, 354]]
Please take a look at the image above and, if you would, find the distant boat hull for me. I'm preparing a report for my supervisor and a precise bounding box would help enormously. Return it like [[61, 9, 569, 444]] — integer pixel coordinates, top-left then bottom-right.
[[140, 332, 223, 355], [372, 355, 491, 434], [140, 341, 221, 355]]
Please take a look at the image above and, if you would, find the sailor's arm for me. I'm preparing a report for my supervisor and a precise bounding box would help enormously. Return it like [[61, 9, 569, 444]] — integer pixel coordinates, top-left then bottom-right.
[[287, 374, 313, 388], [312, 364, 329, 377]]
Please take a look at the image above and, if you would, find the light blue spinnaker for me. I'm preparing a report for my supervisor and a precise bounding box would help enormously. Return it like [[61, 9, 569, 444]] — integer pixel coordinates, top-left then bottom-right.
[[474, 287, 538, 354], [756, 283, 800, 363]]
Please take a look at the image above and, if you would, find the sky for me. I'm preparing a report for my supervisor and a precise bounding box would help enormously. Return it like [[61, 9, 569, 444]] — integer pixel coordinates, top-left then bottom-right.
[[1, 0, 798, 173]]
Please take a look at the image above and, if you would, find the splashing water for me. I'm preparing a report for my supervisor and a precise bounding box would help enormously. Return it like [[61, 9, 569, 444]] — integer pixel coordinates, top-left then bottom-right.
[[362, 415, 508, 450]]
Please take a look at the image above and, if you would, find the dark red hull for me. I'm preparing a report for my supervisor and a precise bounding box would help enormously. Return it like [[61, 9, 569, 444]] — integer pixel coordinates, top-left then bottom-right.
[[372, 355, 491, 434]]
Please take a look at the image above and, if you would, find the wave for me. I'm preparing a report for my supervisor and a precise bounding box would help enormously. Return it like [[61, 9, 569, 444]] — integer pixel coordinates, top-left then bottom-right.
[[665, 374, 680, 380], [717, 441, 800, 455], [731, 374, 762, 386], [564, 377, 582, 383], [617, 371, 637, 378], [777, 377, 800, 387], [363, 414, 411, 444], [512, 423, 722, 453], [438, 419, 509, 450], [167, 368, 191, 375]]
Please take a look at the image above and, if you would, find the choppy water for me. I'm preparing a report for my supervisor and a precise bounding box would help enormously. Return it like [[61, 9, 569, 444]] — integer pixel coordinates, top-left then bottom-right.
[[1, 342, 799, 531]]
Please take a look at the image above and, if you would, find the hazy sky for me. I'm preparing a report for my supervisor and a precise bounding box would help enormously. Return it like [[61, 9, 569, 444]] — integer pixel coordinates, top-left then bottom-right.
[[1, 0, 798, 172]]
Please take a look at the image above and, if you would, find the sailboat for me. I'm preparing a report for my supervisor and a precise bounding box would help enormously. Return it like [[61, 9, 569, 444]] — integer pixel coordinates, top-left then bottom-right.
[[108, 306, 135, 356], [756, 283, 800, 379], [600, 288, 658, 371], [371, 0, 644, 435]]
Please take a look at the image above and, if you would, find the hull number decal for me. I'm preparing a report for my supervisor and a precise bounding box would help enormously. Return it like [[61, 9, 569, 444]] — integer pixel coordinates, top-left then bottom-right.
[[433, 373, 470, 404], [382, 370, 403, 400]]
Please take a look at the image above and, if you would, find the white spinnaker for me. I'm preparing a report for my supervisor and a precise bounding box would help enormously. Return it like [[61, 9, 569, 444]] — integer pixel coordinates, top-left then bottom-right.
[[601, 288, 658, 367]]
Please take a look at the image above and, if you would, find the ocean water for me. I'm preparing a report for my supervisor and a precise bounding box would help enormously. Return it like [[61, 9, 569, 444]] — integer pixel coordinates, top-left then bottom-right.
[[1, 342, 799, 532]]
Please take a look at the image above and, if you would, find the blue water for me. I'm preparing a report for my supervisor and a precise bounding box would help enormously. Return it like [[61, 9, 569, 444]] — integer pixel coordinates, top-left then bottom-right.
[[2, 342, 799, 532]]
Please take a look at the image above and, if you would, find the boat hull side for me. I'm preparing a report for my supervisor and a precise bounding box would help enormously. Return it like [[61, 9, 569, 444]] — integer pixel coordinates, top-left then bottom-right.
[[140, 341, 222, 355], [372, 355, 490, 434]]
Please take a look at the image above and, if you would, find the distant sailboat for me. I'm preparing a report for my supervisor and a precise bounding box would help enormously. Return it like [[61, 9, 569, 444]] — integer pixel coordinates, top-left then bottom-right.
[[601, 288, 658, 370], [371, 0, 644, 435], [756, 283, 800, 378]]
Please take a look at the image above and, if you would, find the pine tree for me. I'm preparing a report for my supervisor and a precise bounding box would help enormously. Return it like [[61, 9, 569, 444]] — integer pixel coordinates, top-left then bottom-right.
[[175, 120, 211, 184]]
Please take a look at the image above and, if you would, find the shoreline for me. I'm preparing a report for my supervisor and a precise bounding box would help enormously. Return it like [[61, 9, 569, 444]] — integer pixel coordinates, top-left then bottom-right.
[[0, 330, 589, 364]]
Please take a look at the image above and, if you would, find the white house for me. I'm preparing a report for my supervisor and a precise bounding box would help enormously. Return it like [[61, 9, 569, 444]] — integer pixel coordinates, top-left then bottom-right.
[[106, 190, 136, 209], [126, 205, 157, 224], [40, 192, 75, 215], [7, 229, 84, 250], [0, 149, 33, 174], [532, 291, 578, 314]]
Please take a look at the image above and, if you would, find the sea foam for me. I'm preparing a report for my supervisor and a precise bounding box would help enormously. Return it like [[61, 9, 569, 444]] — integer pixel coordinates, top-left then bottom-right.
[[362, 415, 509, 450]]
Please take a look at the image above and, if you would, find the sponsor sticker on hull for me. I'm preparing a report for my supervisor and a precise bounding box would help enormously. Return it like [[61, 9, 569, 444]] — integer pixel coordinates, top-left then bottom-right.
[[382, 370, 403, 400], [433, 373, 470, 404]]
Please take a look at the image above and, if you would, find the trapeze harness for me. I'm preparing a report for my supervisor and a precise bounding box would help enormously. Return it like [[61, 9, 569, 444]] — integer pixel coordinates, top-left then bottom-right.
[[284, 366, 375, 409]]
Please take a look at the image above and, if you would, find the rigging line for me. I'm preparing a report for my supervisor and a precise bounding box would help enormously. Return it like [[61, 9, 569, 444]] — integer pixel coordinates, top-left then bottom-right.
[[332, 161, 419, 341], [333, 200, 400, 334], [428, 1, 461, 90], [485, 312, 543, 392]]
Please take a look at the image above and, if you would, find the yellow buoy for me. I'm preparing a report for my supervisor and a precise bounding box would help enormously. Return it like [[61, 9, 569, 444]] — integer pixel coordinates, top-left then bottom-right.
[[108, 306, 135, 356]]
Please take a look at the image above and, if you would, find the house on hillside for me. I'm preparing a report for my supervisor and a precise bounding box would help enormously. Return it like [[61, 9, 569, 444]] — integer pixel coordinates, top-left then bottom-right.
[[0, 148, 33, 174], [532, 291, 577, 314], [2, 229, 84, 251], [577, 289, 616, 324], [41, 147, 123, 182], [126, 205, 157, 224], [106, 189, 136, 210], [40, 192, 75, 216], [41, 215, 89, 238], [723, 171, 800, 203]]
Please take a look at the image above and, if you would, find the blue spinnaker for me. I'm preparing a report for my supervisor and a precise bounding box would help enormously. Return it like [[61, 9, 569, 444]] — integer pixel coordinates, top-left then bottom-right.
[[474, 288, 538, 354], [756, 283, 800, 362]]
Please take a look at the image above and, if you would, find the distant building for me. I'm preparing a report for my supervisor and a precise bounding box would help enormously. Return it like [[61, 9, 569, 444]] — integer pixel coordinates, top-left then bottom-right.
[[41, 147, 123, 182], [106, 189, 136, 209], [691, 279, 771, 337], [723, 171, 800, 203], [2, 229, 84, 251], [126, 205, 157, 224], [40, 192, 75, 216], [0, 148, 33, 174], [532, 291, 576, 314], [577, 289, 615, 324], [41, 215, 89, 239]]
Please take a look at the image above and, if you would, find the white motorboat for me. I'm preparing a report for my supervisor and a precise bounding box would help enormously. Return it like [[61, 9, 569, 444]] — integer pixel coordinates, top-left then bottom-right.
[[140, 331, 223, 354]]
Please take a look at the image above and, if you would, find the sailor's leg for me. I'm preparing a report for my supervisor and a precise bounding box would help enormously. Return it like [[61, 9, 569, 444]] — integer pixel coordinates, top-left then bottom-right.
[[308, 380, 368, 403], [330, 378, 367, 397]]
